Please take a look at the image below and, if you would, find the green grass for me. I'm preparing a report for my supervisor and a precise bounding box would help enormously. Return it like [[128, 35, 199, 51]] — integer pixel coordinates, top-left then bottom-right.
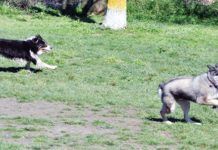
[[0, 6, 218, 149], [0, 142, 22, 150], [92, 120, 113, 129], [63, 118, 86, 126]]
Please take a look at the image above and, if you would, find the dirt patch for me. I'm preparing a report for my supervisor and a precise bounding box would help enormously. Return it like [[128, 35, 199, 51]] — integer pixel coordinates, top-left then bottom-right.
[[0, 98, 72, 118], [160, 131, 173, 139], [0, 99, 143, 148]]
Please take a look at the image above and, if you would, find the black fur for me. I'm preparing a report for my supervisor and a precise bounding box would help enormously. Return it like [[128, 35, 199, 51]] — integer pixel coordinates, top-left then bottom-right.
[[0, 39, 37, 64], [0, 35, 48, 65], [170, 89, 196, 102]]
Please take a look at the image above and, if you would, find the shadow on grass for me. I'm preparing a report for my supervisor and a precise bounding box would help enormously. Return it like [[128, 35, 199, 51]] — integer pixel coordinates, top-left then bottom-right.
[[146, 117, 202, 124], [0, 67, 41, 73], [31, 5, 96, 24]]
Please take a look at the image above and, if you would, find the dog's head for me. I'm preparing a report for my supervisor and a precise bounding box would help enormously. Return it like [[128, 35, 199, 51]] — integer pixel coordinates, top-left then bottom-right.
[[207, 64, 218, 84], [27, 35, 52, 55]]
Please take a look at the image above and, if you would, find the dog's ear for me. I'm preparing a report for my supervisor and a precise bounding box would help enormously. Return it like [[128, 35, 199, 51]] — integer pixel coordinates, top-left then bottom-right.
[[207, 65, 216, 71], [32, 37, 38, 43], [35, 34, 42, 39]]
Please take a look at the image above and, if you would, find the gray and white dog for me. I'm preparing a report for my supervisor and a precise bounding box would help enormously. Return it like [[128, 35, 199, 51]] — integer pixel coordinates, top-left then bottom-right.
[[158, 64, 218, 124]]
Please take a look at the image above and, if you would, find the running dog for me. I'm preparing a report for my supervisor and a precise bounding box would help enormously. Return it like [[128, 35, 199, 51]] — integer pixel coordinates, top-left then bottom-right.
[[0, 35, 57, 70], [158, 64, 218, 124]]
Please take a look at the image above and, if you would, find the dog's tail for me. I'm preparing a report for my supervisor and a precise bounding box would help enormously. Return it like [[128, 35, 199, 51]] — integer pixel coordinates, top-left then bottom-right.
[[158, 83, 164, 98], [158, 83, 176, 113]]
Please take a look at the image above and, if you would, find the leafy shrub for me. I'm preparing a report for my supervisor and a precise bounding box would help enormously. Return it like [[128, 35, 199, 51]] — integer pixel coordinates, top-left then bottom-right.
[[0, 3, 22, 15], [128, 0, 218, 24]]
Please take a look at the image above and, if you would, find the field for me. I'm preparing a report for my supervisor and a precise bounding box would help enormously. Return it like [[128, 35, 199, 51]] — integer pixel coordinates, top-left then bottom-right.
[[0, 8, 218, 149]]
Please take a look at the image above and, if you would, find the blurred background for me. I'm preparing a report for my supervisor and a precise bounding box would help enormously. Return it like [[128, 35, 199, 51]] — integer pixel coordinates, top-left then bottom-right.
[[0, 0, 217, 24]]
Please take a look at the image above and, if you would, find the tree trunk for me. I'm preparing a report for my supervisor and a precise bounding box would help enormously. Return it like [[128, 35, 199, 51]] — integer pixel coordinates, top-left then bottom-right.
[[103, 0, 127, 30], [82, 0, 94, 16], [62, 0, 68, 9]]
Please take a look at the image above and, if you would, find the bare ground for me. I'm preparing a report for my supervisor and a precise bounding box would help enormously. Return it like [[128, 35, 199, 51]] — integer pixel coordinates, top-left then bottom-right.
[[0, 98, 143, 149]]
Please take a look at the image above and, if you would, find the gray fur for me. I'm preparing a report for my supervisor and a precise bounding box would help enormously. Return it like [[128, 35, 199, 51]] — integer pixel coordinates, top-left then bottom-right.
[[159, 65, 218, 124]]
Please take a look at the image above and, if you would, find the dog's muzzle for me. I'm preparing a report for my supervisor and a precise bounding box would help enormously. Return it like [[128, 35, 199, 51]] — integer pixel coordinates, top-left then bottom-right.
[[37, 45, 52, 55], [43, 45, 52, 52]]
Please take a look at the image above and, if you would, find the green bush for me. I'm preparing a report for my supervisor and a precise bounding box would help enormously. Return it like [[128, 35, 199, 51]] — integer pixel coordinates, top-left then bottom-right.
[[0, 2, 23, 15], [128, 0, 218, 24]]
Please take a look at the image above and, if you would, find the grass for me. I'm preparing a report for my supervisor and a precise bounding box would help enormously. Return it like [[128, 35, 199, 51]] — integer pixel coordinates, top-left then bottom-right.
[[63, 118, 86, 126], [0, 5, 218, 149], [92, 120, 113, 129]]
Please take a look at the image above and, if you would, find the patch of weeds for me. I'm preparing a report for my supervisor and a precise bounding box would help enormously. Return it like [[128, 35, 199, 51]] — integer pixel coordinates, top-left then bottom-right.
[[117, 129, 133, 141], [1, 127, 18, 132], [51, 134, 79, 147], [68, 75, 75, 81], [158, 47, 167, 54], [109, 80, 117, 86], [23, 126, 40, 132], [74, 102, 84, 108], [1, 127, 26, 136], [103, 140, 115, 146], [94, 103, 104, 108], [0, 142, 22, 150], [31, 146, 42, 150], [105, 56, 123, 64], [12, 133, 22, 139], [13, 116, 53, 126], [144, 73, 157, 81], [85, 134, 115, 147], [63, 118, 86, 126], [106, 101, 116, 105], [102, 109, 121, 117], [32, 135, 53, 149], [92, 120, 113, 129], [110, 108, 122, 115], [168, 51, 178, 57], [34, 135, 49, 143], [85, 134, 99, 144], [91, 107, 101, 112], [134, 59, 145, 65]]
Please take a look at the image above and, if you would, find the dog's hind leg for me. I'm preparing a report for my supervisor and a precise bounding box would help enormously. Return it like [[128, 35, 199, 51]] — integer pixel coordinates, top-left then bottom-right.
[[160, 104, 169, 122], [160, 95, 176, 124], [25, 61, 31, 70]]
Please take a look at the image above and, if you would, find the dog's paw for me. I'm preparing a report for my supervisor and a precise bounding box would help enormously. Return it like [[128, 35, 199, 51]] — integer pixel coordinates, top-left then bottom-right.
[[187, 120, 201, 125], [212, 106, 217, 109], [49, 65, 57, 70], [188, 122, 202, 125], [192, 122, 202, 125], [163, 121, 173, 125]]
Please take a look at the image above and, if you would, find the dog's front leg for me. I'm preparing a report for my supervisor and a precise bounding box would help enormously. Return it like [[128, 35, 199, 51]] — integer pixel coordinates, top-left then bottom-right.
[[30, 51, 57, 70], [36, 59, 57, 70], [196, 97, 218, 106], [205, 99, 218, 106]]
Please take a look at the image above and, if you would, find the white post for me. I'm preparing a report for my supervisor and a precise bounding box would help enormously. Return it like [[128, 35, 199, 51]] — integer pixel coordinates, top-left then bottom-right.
[[103, 0, 127, 30]]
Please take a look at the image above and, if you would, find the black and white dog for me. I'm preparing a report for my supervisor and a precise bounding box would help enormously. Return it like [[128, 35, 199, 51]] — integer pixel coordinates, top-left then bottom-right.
[[0, 35, 57, 70]]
